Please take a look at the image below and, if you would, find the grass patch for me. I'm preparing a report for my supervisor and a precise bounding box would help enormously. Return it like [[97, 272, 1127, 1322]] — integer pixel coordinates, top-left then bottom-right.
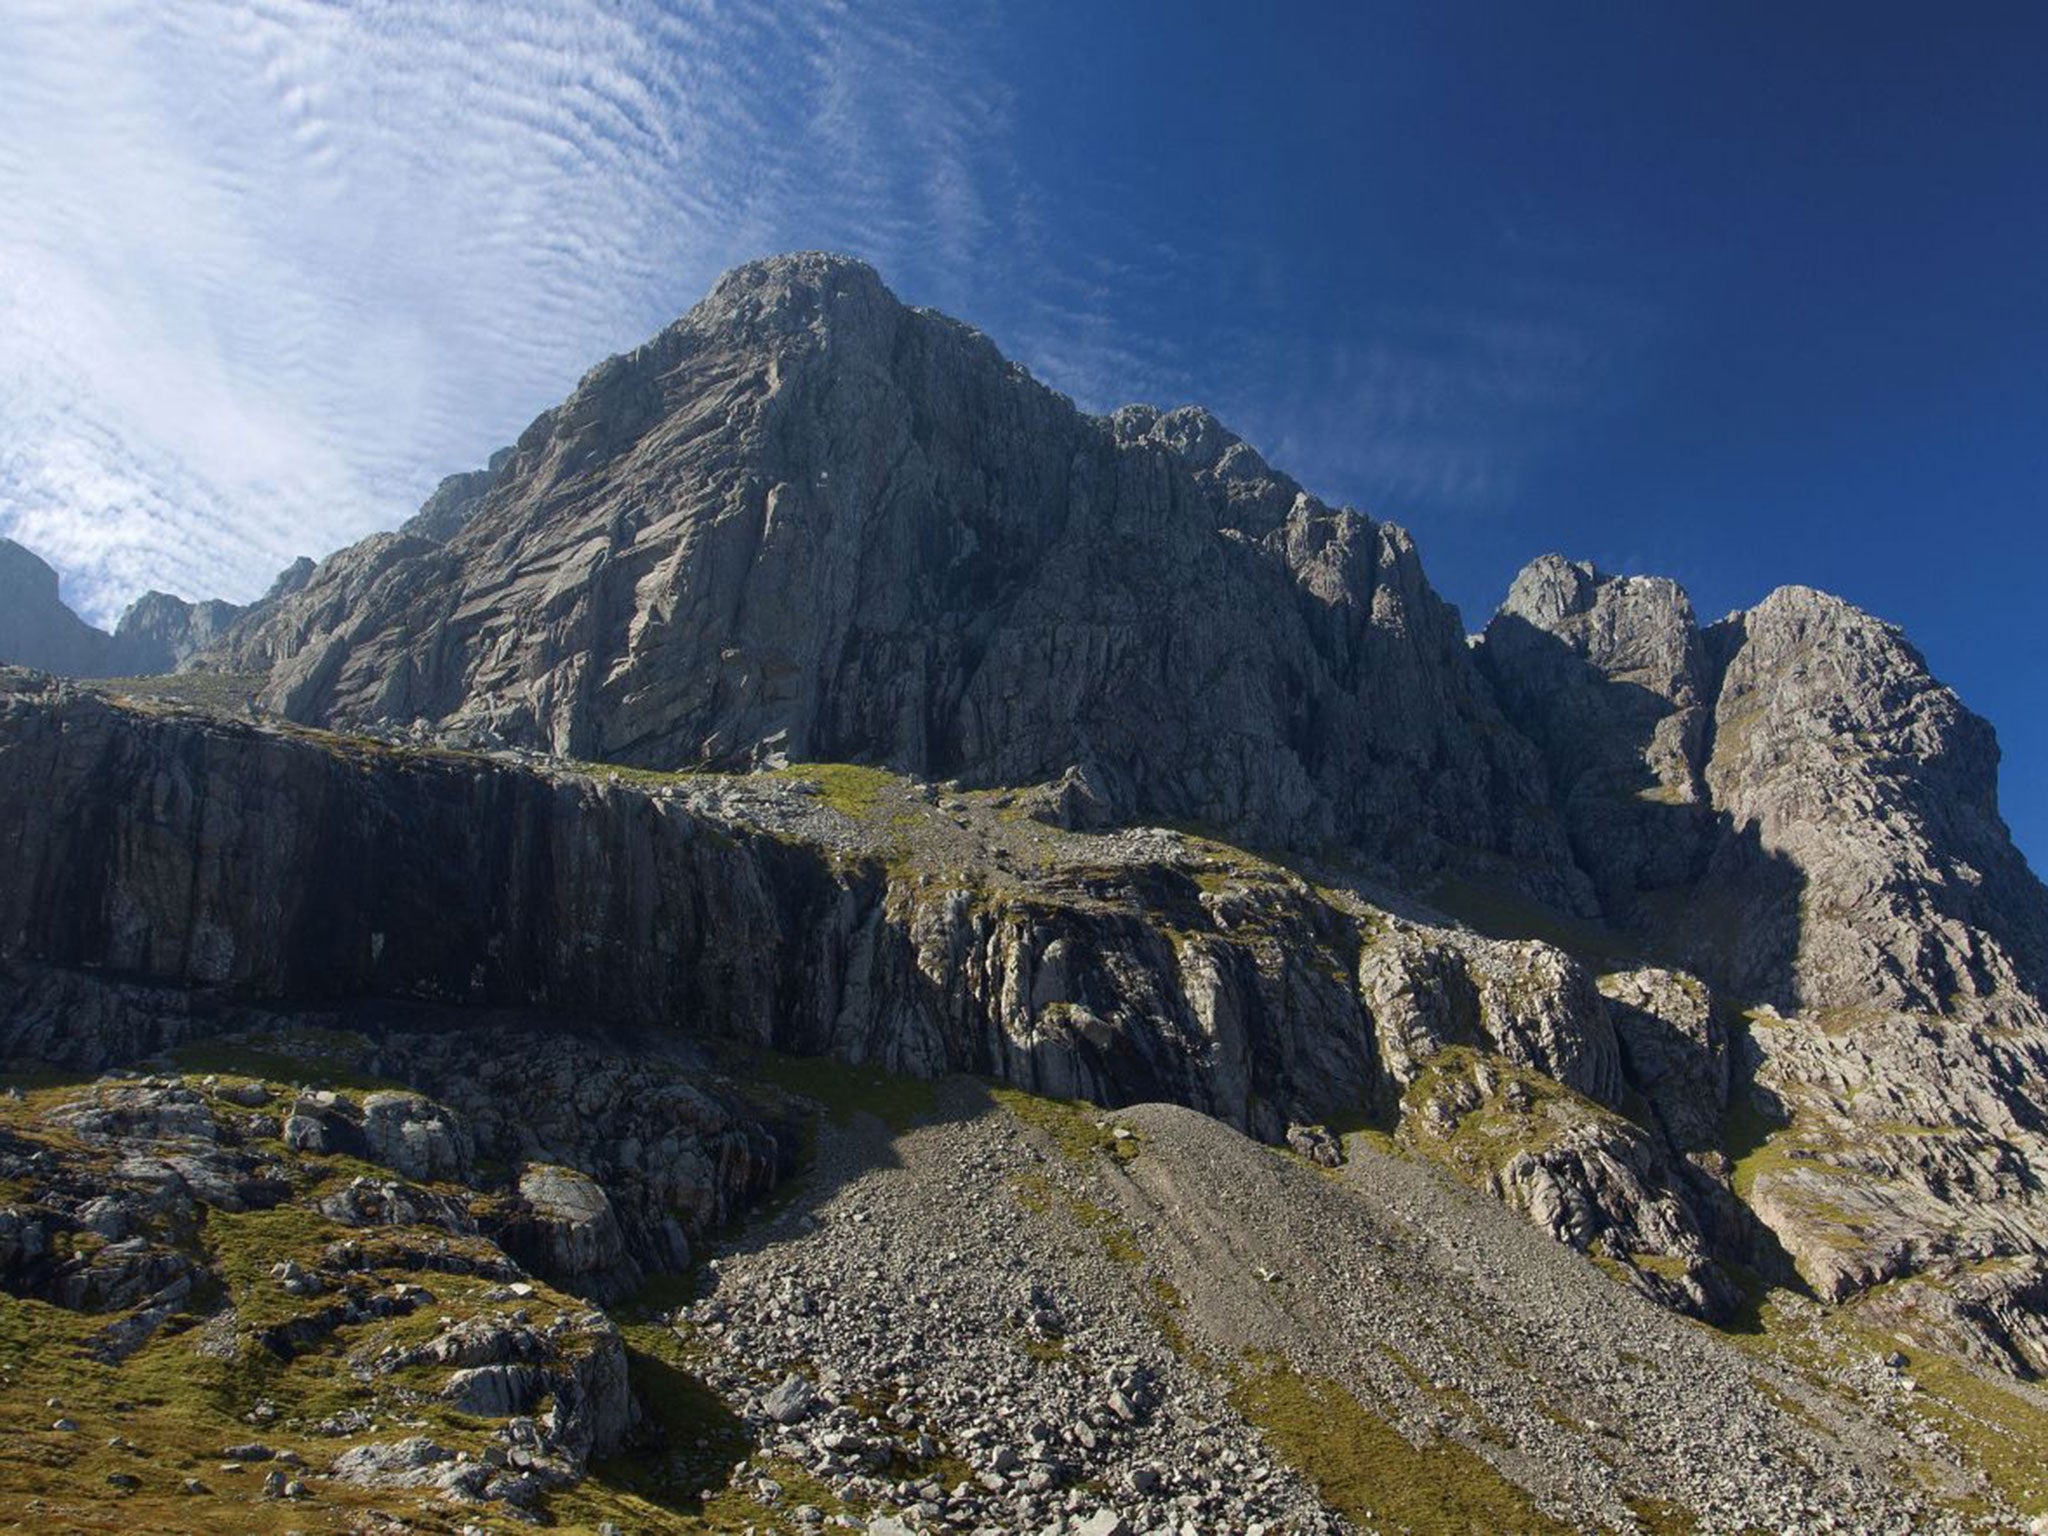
[[765, 762, 904, 820], [1228, 1355, 1570, 1534], [727, 1046, 934, 1133], [169, 1034, 399, 1096], [1625, 1494, 1699, 1534], [988, 1084, 1138, 1167]]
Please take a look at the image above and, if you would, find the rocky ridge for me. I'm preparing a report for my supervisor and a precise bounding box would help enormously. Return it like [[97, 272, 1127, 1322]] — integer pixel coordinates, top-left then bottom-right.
[[2, 251, 2047, 1529], [1478, 556, 2048, 1343], [197, 253, 1580, 902], [0, 536, 316, 681]]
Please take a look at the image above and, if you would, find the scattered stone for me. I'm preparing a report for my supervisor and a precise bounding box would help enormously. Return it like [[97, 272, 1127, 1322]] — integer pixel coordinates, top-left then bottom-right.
[[762, 1373, 817, 1426]]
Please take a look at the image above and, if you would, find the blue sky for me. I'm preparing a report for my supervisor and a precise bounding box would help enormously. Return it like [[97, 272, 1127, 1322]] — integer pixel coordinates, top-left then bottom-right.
[[3, 1, 2042, 867]]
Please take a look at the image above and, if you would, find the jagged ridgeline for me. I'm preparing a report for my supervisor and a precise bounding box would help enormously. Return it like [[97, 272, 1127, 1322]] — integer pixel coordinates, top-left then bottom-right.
[[3, 252, 2047, 1532]]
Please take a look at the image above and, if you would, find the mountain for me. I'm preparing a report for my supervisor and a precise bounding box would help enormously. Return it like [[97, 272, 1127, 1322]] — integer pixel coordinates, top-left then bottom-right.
[[0, 537, 112, 675], [207, 253, 1582, 902], [4, 253, 2048, 1531], [0, 537, 316, 678]]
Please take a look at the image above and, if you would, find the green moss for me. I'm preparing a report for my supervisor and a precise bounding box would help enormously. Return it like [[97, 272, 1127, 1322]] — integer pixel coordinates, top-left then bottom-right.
[[1381, 1346, 1506, 1446], [168, 1038, 399, 1095], [1626, 1494, 1700, 1534], [1721, 1093, 1791, 1203], [1398, 1046, 1628, 1184], [1713, 1291, 2048, 1522], [1227, 1355, 1570, 1534], [988, 1084, 1138, 1166], [764, 762, 903, 819], [1007, 1170, 1144, 1266], [729, 1046, 934, 1133]]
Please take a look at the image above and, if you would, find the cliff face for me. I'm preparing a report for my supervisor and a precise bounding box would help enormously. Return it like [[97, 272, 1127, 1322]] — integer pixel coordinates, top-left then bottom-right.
[[6, 254, 2048, 1407], [1478, 554, 2046, 1031], [206, 254, 1576, 898], [0, 674, 1743, 1316], [0, 538, 110, 676], [1479, 556, 2048, 1335]]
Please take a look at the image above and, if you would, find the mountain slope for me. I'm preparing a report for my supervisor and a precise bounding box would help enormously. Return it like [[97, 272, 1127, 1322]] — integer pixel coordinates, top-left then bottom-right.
[[0, 537, 111, 676], [209, 253, 1579, 898], [5, 252, 2048, 1529]]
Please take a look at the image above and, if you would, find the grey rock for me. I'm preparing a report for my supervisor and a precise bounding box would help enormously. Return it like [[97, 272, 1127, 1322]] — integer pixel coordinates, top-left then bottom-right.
[[444, 1362, 548, 1418], [1479, 555, 1712, 918], [399, 448, 513, 543], [204, 255, 1579, 901], [360, 1091, 471, 1183], [763, 1372, 817, 1426], [1481, 559, 2048, 1331], [508, 1163, 635, 1295], [1285, 1123, 1343, 1168], [0, 538, 110, 676]]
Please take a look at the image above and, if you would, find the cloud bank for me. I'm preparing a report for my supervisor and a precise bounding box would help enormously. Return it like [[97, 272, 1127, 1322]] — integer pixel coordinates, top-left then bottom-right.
[[0, 0, 1028, 624], [0, 0, 1641, 628]]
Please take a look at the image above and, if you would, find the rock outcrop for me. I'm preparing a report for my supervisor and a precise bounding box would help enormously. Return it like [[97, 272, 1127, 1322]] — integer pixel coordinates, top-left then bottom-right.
[[1478, 556, 2048, 1325], [0, 538, 111, 676], [199, 253, 1578, 898]]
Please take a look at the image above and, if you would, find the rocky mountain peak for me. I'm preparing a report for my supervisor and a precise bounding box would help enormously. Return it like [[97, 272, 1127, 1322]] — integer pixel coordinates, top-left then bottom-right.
[[193, 253, 1573, 895], [695, 249, 900, 336], [0, 538, 111, 677], [6, 253, 2048, 1529], [1110, 404, 1303, 535]]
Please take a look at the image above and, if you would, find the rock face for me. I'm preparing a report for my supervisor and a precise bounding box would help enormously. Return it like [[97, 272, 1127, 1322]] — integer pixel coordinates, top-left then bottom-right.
[[1478, 555, 1713, 920], [0, 536, 313, 680], [203, 253, 1575, 895], [1480, 555, 2046, 1020], [4, 253, 2048, 1455], [398, 448, 513, 543], [1478, 556, 2048, 1326], [105, 591, 247, 675], [0, 538, 110, 676]]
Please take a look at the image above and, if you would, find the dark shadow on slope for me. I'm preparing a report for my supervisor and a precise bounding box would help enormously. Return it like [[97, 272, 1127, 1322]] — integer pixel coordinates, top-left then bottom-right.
[[1476, 612, 1808, 1012]]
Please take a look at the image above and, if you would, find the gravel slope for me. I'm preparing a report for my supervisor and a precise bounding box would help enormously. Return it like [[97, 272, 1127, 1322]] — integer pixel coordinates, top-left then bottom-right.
[[673, 1080, 2013, 1533]]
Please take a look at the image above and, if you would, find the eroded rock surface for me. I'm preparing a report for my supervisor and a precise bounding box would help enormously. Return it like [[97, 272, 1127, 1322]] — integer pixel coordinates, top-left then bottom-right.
[[201, 254, 1578, 897]]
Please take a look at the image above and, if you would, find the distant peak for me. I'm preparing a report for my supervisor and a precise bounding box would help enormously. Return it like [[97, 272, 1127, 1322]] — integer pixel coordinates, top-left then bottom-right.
[[0, 538, 68, 612], [1112, 403, 1274, 483], [1498, 555, 1695, 629], [711, 250, 887, 293], [1500, 553, 1601, 624], [695, 251, 900, 333]]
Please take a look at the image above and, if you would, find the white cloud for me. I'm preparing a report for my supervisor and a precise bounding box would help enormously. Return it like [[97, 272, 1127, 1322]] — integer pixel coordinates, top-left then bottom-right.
[[0, 0, 1652, 629], [0, 0, 1024, 624]]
